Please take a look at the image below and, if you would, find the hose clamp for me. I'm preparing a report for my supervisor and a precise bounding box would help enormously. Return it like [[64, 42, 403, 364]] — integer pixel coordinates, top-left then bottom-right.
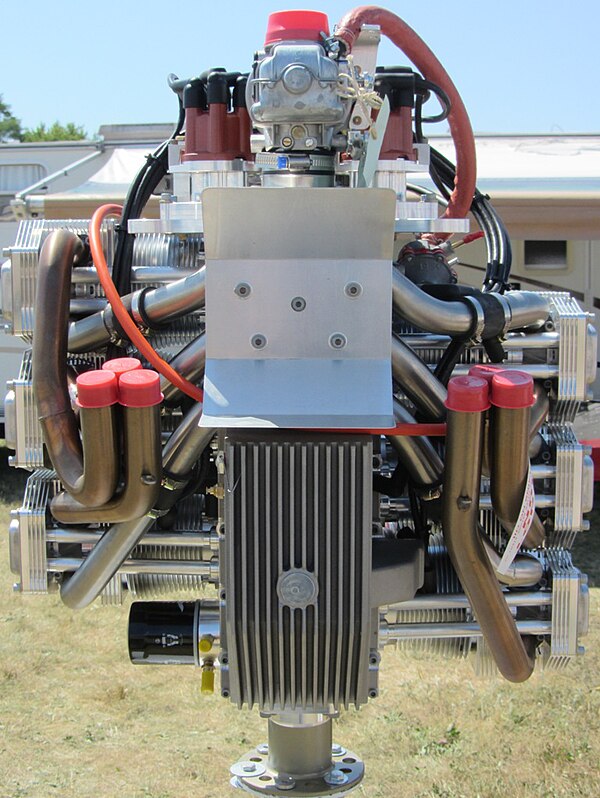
[[492, 293, 512, 336], [130, 291, 149, 333], [463, 296, 485, 342]]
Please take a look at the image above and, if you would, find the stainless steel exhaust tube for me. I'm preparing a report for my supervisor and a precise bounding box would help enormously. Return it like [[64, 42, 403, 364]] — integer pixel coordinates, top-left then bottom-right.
[[488, 371, 545, 549], [442, 375, 535, 683], [60, 404, 215, 610], [51, 384, 162, 524], [33, 229, 120, 507], [68, 266, 206, 353]]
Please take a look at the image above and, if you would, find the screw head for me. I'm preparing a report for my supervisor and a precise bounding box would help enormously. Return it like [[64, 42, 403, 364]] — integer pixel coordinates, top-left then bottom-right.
[[329, 332, 347, 350], [235, 282, 252, 298], [291, 296, 306, 312], [344, 281, 362, 298], [281, 136, 293, 148], [251, 334, 267, 350], [305, 137, 316, 149]]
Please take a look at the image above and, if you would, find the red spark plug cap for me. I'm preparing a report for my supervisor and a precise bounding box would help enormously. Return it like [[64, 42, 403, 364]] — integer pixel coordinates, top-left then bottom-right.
[[102, 357, 142, 379], [118, 369, 163, 408], [445, 375, 490, 413], [76, 370, 119, 408], [491, 370, 534, 409], [468, 364, 505, 385]]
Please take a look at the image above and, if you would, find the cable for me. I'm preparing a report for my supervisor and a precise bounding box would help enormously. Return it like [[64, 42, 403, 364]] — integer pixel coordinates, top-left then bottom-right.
[[89, 204, 204, 403], [335, 6, 477, 228], [433, 338, 467, 387], [429, 146, 512, 292], [112, 98, 185, 295]]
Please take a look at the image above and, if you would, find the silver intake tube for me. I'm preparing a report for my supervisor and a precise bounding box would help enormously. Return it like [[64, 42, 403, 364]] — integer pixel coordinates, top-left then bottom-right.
[[392, 269, 472, 334], [392, 268, 549, 335], [387, 401, 443, 491], [391, 336, 447, 421], [161, 334, 206, 404], [68, 267, 206, 353]]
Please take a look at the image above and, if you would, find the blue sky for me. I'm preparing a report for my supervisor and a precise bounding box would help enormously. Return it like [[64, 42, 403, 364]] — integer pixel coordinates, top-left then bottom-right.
[[3, 0, 598, 137]]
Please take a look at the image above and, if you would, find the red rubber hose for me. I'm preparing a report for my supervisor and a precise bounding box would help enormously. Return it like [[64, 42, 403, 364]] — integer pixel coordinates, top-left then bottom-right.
[[88, 204, 204, 403], [335, 6, 477, 234]]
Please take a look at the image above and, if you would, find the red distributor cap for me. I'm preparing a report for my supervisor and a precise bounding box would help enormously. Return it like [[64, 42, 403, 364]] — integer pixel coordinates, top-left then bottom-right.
[[102, 357, 142, 379], [265, 10, 330, 46], [445, 375, 490, 413], [491, 370, 534, 409], [118, 369, 163, 408], [76, 370, 118, 408]]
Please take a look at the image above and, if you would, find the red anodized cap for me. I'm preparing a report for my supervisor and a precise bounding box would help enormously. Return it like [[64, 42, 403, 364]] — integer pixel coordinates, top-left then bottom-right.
[[76, 370, 118, 408], [445, 375, 490, 413], [264, 10, 330, 46], [118, 369, 163, 408], [102, 357, 142, 380], [468, 364, 504, 386], [491, 370, 534, 409]]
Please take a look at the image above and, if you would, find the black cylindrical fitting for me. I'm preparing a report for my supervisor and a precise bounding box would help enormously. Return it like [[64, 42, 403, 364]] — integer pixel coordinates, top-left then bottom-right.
[[129, 601, 196, 665], [183, 79, 207, 110], [207, 72, 229, 104], [233, 76, 248, 108]]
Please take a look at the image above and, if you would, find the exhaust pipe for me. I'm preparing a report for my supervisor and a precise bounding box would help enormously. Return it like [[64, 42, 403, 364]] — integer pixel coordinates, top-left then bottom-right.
[[442, 375, 534, 682], [33, 229, 120, 507], [51, 369, 163, 524], [60, 403, 215, 609], [488, 370, 545, 549]]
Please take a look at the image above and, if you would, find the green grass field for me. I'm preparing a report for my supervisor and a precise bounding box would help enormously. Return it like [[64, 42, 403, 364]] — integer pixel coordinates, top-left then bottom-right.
[[1, 450, 599, 798]]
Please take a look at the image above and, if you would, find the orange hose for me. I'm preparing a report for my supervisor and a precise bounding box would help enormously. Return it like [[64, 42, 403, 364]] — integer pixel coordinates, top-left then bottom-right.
[[335, 6, 477, 237], [88, 204, 204, 403]]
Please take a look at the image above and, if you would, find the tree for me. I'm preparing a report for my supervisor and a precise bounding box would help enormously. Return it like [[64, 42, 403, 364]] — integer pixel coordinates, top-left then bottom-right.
[[21, 121, 87, 142], [0, 95, 22, 142]]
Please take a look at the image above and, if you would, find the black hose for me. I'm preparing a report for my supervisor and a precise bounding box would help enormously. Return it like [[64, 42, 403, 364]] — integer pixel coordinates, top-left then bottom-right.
[[429, 146, 512, 292], [112, 98, 185, 295], [433, 338, 467, 387]]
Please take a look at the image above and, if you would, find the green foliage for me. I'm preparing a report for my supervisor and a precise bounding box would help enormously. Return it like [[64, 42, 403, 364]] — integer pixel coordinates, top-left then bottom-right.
[[1, 96, 87, 142], [21, 121, 87, 142], [0, 94, 22, 142]]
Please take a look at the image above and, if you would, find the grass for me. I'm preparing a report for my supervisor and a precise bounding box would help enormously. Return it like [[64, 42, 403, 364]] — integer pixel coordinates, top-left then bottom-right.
[[1, 452, 599, 798]]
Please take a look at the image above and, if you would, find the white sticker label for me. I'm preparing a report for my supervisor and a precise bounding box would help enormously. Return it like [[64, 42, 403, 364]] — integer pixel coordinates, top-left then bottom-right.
[[496, 464, 536, 575]]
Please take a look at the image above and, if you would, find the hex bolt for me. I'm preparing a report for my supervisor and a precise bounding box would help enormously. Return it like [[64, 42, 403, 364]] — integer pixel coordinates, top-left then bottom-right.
[[457, 495, 472, 510], [344, 282, 362, 298], [305, 137, 316, 148], [291, 296, 306, 312], [242, 763, 257, 773], [251, 334, 267, 350], [325, 770, 348, 786], [256, 744, 269, 755], [331, 744, 344, 756], [329, 333, 347, 350], [275, 776, 296, 790], [234, 282, 252, 298]]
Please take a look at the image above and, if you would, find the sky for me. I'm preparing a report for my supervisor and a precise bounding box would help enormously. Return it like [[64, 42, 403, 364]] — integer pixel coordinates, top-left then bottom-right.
[[2, 0, 599, 138]]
